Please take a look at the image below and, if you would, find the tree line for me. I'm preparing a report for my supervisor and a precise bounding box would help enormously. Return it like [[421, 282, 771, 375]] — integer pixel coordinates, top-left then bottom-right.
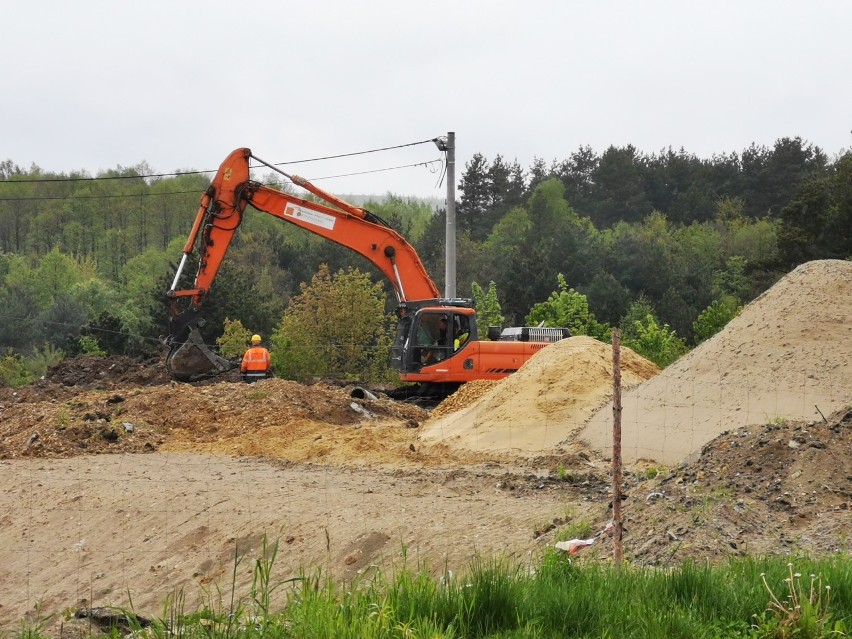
[[0, 137, 849, 384]]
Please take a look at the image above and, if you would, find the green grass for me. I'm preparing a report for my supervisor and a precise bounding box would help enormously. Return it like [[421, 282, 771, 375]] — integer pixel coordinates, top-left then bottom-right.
[[12, 547, 852, 638], [244, 389, 271, 401]]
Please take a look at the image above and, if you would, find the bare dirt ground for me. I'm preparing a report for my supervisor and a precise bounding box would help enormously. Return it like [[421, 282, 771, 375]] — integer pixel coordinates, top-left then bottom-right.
[[0, 366, 606, 635], [0, 260, 850, 637]]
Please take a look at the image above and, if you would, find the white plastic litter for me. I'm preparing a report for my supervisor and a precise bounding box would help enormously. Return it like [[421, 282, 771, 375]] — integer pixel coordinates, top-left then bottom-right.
[[554, 538, 596, 555]]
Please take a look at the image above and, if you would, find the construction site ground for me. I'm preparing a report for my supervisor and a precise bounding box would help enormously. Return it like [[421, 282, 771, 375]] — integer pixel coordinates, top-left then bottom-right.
[[0, 260, 850, 636]]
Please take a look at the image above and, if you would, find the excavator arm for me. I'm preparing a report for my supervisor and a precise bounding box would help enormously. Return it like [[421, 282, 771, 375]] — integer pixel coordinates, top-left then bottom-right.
[[165, 148, 440, 381]]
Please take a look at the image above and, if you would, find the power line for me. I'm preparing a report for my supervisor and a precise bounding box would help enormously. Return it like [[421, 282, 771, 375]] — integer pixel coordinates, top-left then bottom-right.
[[0, 170, 210, 184], [0, 190, 199, 202], [268, 138, 440, 166], [302, 159, 442, 182], [0, 159, 444, 202], [0, 138, 440, 185], [0, 312, 166, 346]]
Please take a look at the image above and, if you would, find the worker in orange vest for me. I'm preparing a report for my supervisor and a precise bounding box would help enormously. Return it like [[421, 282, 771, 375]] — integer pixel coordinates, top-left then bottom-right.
[[240, 334, 271, 383]]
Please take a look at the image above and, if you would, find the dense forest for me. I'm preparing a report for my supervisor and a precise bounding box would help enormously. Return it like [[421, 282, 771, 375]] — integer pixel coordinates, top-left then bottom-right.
[[0, 137, 849, 383]]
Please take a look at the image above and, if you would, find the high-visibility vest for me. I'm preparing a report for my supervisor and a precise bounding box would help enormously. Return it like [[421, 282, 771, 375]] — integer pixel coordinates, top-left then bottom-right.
[[241, 346, 270, 373]]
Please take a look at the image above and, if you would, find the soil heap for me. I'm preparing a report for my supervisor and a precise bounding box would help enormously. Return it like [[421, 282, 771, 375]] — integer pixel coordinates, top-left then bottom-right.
[[580, 259, 852, 464], [580, 406, 852, 566], [0, 375, 444, 466], [419, 336, 659, 453]]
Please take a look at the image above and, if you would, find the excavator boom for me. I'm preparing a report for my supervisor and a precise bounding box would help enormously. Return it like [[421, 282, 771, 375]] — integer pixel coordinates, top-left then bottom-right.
[[166, 148, 440, 380]]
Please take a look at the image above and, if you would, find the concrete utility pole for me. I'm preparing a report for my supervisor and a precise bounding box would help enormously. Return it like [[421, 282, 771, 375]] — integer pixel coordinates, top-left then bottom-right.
[[444, 131, 456, 299]]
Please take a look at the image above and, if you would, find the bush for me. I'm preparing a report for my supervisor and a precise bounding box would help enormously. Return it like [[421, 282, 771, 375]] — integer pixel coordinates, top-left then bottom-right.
[[24, 343, 65, 378], [216, 318, 253, 359], [78, 335, 107, 357], [270, 265, 395, 382], [0, 352, 32, 388], [623, 314, 688, 368], [693, 298, 741, 344], [525, 274, 611, 341], [471, 281, 505, 337]]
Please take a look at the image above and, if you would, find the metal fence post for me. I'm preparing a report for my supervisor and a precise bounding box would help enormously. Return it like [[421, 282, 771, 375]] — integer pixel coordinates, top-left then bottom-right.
[[612, 330, 624, 567]]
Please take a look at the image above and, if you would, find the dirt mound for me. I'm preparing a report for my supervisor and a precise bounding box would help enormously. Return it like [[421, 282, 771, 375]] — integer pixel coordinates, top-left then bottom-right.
[[0, 355, 175, 406], [580, 259, 852, 464], [430, 380, 499, 418], [46, 355, 172, 388], [578, 407, 852, 565], [0, 376, 522, 468], [420, 336, 659, 453]]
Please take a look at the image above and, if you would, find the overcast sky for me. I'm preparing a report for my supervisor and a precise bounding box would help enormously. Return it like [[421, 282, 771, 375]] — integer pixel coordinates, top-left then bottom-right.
[[3, 0, 850, 199]]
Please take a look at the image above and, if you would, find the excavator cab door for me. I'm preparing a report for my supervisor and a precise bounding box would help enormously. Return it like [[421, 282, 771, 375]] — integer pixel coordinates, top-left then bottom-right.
[[390, 314, 413, 372], [392, 309, 463, 373]]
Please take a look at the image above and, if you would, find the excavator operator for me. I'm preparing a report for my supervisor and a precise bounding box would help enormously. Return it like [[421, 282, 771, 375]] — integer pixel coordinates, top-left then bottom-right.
[[420, 315, 449, 365], [241, 334, 272, 383]]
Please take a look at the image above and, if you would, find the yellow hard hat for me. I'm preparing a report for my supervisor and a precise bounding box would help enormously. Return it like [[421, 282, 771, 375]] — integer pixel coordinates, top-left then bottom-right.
[[251, 334, 262, 344]]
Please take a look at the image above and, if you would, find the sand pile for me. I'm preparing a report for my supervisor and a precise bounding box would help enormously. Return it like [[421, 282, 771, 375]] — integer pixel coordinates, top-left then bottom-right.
[[429, 380, 499, 418], [419, 336, 659, 453], [580, 260, 852, 465]]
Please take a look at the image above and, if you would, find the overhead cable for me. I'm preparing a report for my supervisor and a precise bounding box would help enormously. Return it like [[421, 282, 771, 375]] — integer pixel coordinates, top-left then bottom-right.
[[0, 159, 444, 202], [0, 138, 440, 184]]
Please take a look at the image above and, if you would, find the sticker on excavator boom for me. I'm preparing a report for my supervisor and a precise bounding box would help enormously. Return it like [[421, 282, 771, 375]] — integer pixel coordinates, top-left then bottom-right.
[[284, 204, 336, 230]]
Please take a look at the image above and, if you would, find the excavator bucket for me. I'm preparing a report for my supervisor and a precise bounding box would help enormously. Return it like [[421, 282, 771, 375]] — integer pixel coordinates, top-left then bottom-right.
[[165, 311, 234, 382]]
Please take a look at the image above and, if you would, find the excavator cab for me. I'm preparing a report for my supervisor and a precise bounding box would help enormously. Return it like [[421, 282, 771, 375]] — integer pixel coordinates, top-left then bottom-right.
[[391, 305, 476, 374]]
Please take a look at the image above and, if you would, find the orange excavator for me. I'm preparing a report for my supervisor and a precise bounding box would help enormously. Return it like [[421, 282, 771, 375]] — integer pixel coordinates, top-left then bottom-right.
[[165, 148, 568, 387]]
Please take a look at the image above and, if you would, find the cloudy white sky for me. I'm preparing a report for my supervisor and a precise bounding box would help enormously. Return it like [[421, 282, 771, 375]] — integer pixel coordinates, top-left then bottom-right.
[[3, 0, 850, 198]]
